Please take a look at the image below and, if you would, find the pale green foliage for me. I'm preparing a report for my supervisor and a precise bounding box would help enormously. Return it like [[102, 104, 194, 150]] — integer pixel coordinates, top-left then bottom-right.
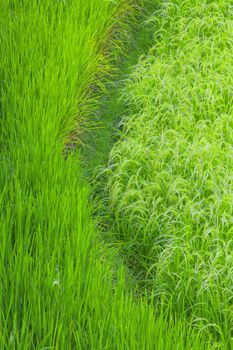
[[105, 1, 233, 347]]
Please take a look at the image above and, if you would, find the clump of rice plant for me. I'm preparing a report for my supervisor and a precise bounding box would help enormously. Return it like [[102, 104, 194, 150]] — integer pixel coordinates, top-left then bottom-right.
[[0, 0, 161, 348], [105, 1, 233, 347]]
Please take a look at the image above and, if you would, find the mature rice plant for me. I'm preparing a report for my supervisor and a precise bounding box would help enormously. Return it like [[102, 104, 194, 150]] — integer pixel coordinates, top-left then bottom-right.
[[104, 1, 233, 347]]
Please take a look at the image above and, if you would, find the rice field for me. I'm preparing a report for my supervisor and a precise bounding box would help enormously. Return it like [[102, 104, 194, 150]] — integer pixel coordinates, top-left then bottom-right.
[[0, 0, 232, 349]]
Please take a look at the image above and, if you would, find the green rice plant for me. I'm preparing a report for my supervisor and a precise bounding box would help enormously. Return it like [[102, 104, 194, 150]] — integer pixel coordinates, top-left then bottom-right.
[[104, 0, 233, 347], [1, 0, 231, 347], [0, 0, 156, 348]]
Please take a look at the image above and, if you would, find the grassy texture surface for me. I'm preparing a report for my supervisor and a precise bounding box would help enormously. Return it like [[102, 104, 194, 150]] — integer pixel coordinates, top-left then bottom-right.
[[1, 0, 232, 348], [0, 1, 146, 348], [1, 0, 207, 348], [104, 1, 233, 348]]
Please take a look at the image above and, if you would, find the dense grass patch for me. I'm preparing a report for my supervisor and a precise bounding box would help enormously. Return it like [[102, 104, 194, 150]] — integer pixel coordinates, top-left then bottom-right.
[[0, 0, 145, 348], [104, 1, 233, 347], [1, 0, 232, 348], [1, 0, 212, 348]]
